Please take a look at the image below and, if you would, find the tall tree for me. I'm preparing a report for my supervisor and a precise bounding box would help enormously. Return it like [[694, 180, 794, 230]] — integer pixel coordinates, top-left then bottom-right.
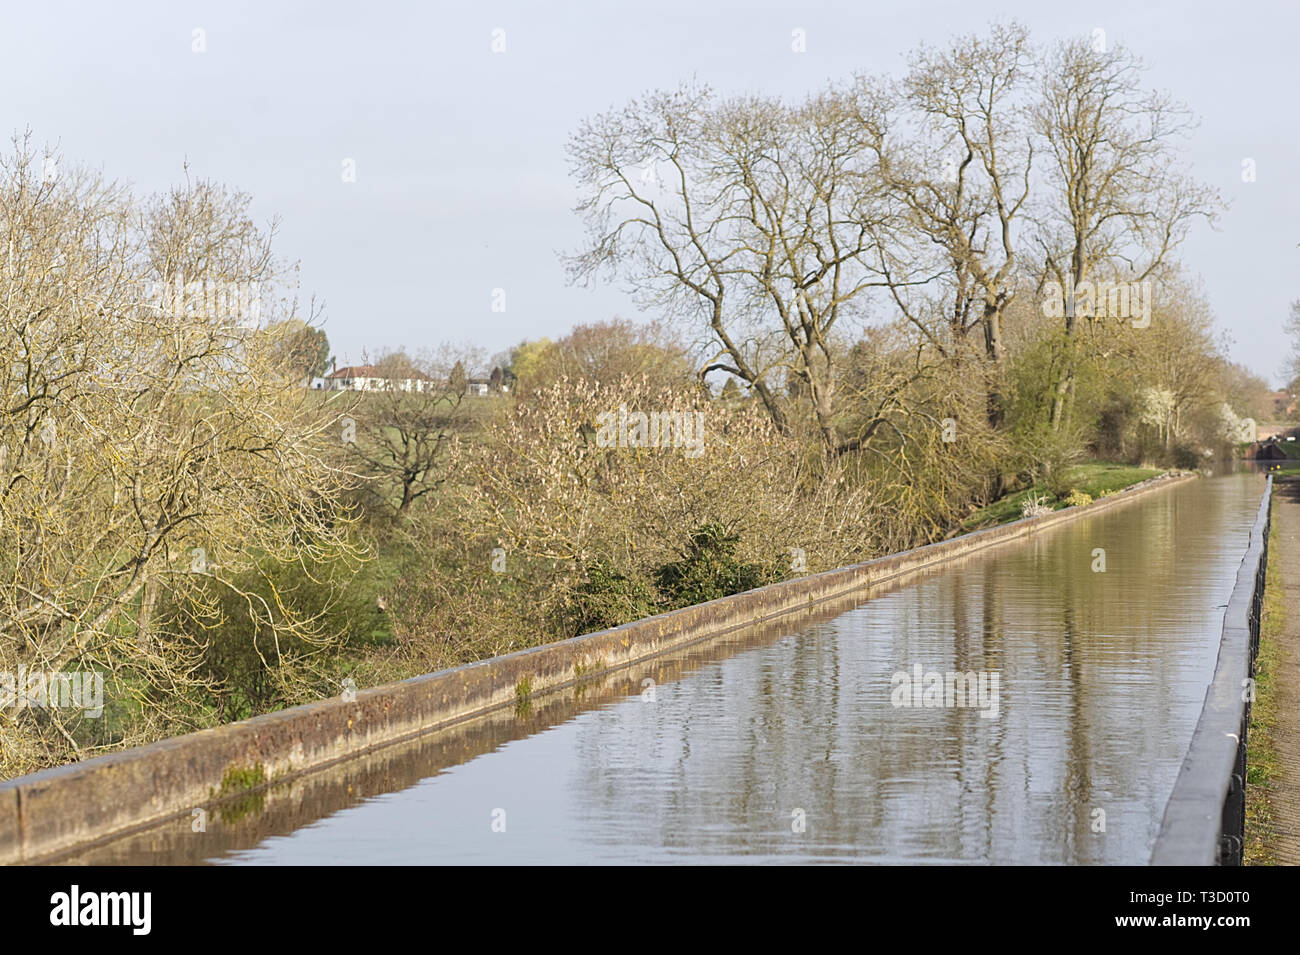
[[568, 81, 920, 454], [878, 22, 1034, 429], [448, 360, 467, 395], [0, 137, 360, 773], [271, 319, 331, 381], [1032, 37, 1223, 429]]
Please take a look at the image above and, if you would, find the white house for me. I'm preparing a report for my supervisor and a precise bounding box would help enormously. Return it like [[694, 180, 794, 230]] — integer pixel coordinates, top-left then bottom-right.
[[322, 364, 509, 396], [325, 365, 438, 393]]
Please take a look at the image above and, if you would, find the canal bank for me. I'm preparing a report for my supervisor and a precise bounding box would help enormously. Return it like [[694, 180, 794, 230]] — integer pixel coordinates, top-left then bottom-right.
[[1246, 475, 1300, 864], [2, 469, 1201, 864], [22, 470, 1267, 866]]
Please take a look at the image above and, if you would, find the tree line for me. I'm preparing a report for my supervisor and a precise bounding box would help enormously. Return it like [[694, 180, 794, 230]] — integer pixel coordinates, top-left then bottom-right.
[[0, 23, 1277, 777]]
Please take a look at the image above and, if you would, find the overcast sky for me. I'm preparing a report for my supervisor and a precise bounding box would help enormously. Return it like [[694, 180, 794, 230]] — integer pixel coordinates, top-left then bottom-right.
[[5, 0, 1297, 381]]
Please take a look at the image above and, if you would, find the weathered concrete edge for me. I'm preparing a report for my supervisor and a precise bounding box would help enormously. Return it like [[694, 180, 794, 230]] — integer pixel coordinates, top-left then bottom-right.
[[1150, 474, 1272, 866], [0, 469, 1195, 864]]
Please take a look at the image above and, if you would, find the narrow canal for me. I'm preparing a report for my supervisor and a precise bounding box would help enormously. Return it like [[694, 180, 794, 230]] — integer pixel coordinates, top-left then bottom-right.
[[77, 471, 1266, 864]]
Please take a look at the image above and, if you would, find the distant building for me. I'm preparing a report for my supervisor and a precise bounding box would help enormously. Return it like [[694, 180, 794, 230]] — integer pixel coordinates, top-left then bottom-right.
[[324, 364, 438, 393], [468, 367, 510, 396], [322, 363, 508, 396]]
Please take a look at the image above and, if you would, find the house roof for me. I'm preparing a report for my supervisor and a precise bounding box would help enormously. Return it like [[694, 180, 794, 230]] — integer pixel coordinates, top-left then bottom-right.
[[327, 365, 437, 381], [328, 365, 380, 378]]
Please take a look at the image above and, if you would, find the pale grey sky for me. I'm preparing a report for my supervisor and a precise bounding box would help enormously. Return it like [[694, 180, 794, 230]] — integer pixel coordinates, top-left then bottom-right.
[[5, 0, 1297, 381]]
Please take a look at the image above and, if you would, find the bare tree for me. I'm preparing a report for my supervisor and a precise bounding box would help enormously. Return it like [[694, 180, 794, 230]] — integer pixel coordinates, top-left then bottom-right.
[[0, 136, 361, 774], [349, 347, 476, 518], [1284, 299, 1300, 387], [1031, 37, 1223, 429], [877, 22, 1034, 429], [568, 81, 921, 454]]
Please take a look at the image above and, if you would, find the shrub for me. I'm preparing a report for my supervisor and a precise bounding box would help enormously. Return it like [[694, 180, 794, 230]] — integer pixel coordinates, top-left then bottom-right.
[[652, 521, 779, 610], [566, 560, 661, 636], [162, 551, 383, 723]]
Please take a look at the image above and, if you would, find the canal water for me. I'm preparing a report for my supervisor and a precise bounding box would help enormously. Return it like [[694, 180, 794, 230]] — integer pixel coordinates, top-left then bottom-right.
[[77, 472, 1266, 865]]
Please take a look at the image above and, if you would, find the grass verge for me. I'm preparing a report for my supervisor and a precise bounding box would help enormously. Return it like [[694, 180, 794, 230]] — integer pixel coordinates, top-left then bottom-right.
[[963, 461, 1165, 530], [1244, 495, 1283, 865]]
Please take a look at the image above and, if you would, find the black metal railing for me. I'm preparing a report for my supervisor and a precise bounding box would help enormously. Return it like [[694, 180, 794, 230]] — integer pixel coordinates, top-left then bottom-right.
[[1151, 474, 1272, 865]]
